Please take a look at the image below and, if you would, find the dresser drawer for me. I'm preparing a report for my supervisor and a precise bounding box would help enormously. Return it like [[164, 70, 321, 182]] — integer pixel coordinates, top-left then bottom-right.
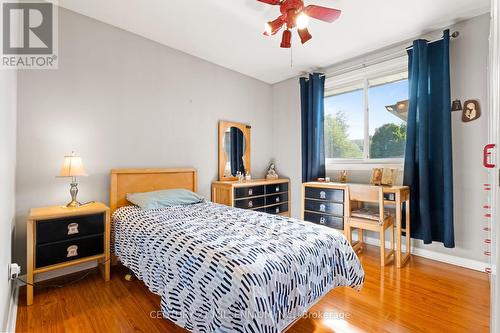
[[36, 234, 104, 268], [235, 196, 265, 209], [265, 182, 288, 194], [304, 199, 343, 216], [304, 212, 344, 230], [234, 185, 265, 199], [304, 187, 344, 203], [266, 203, 288, 215], [265, 193, 288, 206], [36, 213, 105, 245]]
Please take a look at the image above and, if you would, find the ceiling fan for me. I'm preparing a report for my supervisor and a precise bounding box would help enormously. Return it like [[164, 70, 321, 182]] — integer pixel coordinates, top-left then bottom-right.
[[258, 0, 341, 48]]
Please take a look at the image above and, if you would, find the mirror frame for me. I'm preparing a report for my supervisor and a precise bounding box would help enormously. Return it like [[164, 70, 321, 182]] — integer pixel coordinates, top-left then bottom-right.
[[218, 120, 251, 181]]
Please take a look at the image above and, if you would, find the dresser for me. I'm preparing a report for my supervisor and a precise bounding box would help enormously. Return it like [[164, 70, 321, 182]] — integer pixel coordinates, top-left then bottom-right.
[[212, 179, 290, 216], [26, 202, 110, 305], [302, 182, 348, 232]]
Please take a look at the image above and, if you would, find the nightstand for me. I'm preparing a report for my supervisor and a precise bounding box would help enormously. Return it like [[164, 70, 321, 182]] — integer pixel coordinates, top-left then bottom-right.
[[26, 202, 110, 305]]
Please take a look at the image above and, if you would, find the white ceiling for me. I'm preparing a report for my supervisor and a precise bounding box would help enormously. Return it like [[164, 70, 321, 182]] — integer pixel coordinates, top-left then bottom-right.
[[58, 0, 490, 84]]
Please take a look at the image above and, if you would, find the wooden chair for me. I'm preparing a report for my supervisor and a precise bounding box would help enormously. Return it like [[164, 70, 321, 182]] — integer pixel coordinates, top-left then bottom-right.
[[346, 184, 395, 266]]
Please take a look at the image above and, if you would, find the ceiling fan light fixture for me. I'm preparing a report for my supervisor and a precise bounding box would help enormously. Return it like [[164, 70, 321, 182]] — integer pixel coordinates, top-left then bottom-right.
[[296, 13, 309, 30], [298, 27, 312, 44], [280, 29, 292, 48], [265, 17, 284, 36], [259, 0, 341, 48]]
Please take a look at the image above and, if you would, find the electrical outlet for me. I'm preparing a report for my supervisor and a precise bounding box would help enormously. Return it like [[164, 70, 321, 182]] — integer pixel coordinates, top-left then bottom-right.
[[8, 263, 20, 281]]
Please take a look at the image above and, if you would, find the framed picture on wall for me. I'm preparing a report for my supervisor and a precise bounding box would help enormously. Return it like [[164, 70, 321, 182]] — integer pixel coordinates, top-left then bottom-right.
[[462, 99, 481, 122], [370, 168, 383, 185], [381, 168, 397, 186]]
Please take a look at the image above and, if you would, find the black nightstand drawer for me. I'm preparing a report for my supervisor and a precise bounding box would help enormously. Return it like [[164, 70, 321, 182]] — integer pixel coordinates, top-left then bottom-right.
[[36, 234, 104, 268], [266, 203, 288, 215], [36, 213, 105, 245], [304, 199, 343, 216], [305, 187, 344, 202], [234, 186, 265, 199], [304, 212, 344, 230], [235, 196, 265, 209], [265, 193, 288, 206], [265, 182, 288, 194]]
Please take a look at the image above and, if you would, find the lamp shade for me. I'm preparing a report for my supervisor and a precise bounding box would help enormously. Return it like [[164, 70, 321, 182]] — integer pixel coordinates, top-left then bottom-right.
[[58, 153, 88, 177]]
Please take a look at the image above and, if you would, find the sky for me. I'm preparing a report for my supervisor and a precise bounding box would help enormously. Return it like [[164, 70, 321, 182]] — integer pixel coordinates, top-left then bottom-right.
[[324, 79, 408, 140]]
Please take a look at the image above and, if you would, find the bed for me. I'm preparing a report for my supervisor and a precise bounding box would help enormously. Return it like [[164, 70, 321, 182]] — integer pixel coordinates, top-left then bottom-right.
[[110, 168, 364, 333]]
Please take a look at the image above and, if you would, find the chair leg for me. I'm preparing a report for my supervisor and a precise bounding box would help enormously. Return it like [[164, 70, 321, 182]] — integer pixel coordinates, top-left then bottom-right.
[[346, 225, 352, 244], [390, 225, 395, 253], [380, 227, 386, 266]]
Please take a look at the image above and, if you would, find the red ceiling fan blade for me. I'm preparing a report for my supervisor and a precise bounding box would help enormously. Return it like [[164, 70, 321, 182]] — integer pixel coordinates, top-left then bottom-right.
[[304, 5, 341, 23], [257, 0, 282, 5]]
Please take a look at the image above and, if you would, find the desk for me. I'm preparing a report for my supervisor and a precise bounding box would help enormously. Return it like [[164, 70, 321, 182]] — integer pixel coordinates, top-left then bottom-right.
[[302, 182, 411, 268]]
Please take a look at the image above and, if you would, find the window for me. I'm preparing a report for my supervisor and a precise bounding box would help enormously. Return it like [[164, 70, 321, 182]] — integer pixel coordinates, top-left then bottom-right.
[[324, 71, 408, 164], [324, 83, 364, 159]]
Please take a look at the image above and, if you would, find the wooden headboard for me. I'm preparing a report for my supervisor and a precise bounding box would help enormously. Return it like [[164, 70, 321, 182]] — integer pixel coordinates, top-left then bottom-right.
[[110, 168, 197, 214]]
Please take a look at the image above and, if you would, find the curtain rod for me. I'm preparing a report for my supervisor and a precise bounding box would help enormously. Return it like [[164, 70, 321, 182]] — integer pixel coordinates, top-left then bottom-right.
[[406, 30, 460, 51], [308, 31, 460, 80]]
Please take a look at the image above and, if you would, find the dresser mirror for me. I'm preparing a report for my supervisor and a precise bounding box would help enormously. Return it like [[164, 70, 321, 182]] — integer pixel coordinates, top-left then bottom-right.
[[218, 120, 251, 181]]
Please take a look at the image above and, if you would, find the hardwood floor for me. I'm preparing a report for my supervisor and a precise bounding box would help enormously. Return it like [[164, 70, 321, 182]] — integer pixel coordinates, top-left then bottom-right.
[[16, 245, 490, 333]]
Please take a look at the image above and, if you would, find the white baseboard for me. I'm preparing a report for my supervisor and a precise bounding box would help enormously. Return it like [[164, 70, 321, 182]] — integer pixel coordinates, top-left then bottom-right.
[[3, 281, 19, 333], [361, 235, 490, 272]]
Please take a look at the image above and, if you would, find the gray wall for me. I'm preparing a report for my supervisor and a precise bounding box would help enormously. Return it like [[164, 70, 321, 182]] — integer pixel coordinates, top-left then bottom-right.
[[15, 9, 273, 270], [271, 14, 491, 264], [0, 69, 17, 330]]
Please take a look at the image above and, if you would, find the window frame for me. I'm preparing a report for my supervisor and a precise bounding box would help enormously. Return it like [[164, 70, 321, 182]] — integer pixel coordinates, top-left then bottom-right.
[[324, 56, 408, 169]]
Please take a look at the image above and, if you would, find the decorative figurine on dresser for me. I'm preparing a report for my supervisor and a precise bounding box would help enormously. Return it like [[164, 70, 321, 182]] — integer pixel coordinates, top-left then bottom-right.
[[212, 121, 291, 216], [266, 162, 279, 180]]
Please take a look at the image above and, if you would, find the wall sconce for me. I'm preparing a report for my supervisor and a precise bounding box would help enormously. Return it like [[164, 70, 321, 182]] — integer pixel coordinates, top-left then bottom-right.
[[451, 99, 463, 111]]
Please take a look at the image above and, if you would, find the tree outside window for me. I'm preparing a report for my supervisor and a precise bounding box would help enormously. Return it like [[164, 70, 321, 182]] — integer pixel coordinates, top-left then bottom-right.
[[324, 73, 408, 162]]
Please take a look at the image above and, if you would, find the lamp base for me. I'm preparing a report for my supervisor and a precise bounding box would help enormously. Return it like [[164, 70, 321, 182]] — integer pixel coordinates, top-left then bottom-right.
[[66, 180, 81, 208], [66, 200, 82, 208]]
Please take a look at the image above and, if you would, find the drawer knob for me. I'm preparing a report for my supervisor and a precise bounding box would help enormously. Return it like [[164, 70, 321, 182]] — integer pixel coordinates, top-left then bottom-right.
[[275, 208, 280, 213], [67, 223, 79, 235], [248, 200, 253, 208], [320, 204, 326, 212], [320, 191, 326, 199], [248, 189, 253, 196], [276, 197, 280, 203], [320, 217, 326, 224], [275, 186, 279, 192], [67, 245, 78, 258]]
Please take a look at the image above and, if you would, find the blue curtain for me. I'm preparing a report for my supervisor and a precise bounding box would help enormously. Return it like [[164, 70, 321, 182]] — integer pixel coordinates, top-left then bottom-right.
[[404, 30, 455, 248], [300, 73, 326, 182]]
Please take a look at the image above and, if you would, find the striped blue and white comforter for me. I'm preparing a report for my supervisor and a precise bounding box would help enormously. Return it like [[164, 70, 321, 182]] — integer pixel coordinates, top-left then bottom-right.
[[112, 202, 364, 333]]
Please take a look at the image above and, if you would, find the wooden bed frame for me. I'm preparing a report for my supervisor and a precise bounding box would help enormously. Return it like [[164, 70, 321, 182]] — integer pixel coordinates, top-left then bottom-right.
[[110, 168, 197, 215], [109, 168, 197, 270]]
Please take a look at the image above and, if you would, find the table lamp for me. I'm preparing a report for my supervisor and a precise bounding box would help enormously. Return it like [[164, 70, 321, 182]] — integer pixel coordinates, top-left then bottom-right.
[[58, 152, 88, 207]]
